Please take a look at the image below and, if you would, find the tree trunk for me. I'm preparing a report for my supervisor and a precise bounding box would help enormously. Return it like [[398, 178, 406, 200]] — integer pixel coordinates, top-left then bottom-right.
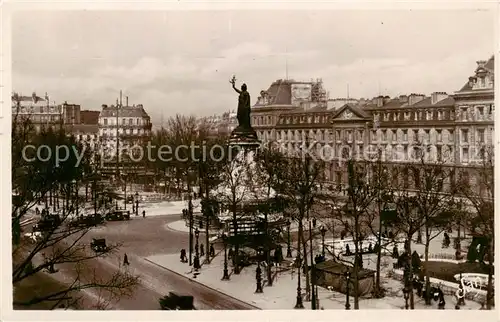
[[302, 224, 310, 301], [486, 243, 494, 309], [423, 226, 431, 305], [407, 233, 415, 309], [374, 203, 383, 297], [353, 215, 360, 310], [265, 211, 272, 286], [232, 198, 240, 274]]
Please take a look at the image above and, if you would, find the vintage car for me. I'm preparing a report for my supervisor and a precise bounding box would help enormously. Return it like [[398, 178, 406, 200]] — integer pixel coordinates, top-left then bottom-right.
[[34, 214, 61, 232], [106, 210, 131, 221], [90, 238, 107, 252], [70, 213, 104, 228], [159, 292, 195, 310]]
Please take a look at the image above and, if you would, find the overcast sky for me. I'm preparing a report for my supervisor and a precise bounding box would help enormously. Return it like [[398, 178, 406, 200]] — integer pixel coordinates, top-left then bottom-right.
[[12, 10, 495, 124]]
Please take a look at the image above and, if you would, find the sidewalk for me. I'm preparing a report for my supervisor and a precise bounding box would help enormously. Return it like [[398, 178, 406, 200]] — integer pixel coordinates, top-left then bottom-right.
[[146, 251, 482, 310]]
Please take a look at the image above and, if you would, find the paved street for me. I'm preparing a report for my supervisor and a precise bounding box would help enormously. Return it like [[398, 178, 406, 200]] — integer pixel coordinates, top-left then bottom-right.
[[73, 214, 256, 310]]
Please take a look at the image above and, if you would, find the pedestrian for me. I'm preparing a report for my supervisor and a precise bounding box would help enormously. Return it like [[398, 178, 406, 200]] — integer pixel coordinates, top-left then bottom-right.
[[123, 253, 129, 266], [210, 244, 215, 257], [200, 244, 205, 257], [142, 210, 145, 218]]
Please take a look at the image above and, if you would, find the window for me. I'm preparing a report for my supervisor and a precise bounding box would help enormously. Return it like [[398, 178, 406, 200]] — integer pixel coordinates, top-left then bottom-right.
[[336, 130, 341, 140], [129, 118, 132, 125], [462, 148, 469, 162], [461, 108, 468, 121], [403, 130, 408, 141], [424, 129, 430, 142], [476, 106, 484, 120], [477, 129, 485, 143], [461, 129, 469, 143], [438, 110, 443, 120], [436, 129, 442, 142], [404, 112, 410, 121], [357, 130, 363, 141], [104, 119, 108, 125], [449, 130, 454, 142], [347, 130, 352, 141], [382, 130, 387, 141], [437, 145, 442, 161], [122, 118, 126, 125]]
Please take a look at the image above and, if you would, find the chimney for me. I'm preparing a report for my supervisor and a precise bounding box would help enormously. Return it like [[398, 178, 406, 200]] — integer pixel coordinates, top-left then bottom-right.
[[126, 96, 129, 107], [469, 76, 477, 87], [375, 95, 384, 107], [383, 96, 391, 104], [399, 95, 408, 103], [120, 90, 123, 107], [431, 92, 448, 105], [102, 104, 107, 109], [408, 93, 425, 106]]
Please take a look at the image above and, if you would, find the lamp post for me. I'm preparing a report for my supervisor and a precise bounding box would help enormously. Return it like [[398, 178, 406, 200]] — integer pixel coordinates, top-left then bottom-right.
[[255, 260, 263, 293], [344, 271, 351, 310], [194, 228, 200, 271], [221, 233, 230, 280], [135, 192, 139, 217], [403, 286, 410, 310], [286, 219, 292, 258], [320, 225, 327, 257], [195, 228, 200, 258], [294, 253, 304, 309], [72, 179, 78, 217]]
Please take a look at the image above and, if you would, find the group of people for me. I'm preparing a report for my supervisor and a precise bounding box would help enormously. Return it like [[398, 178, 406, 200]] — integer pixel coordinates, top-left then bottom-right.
[[180, 244, 216, 263]]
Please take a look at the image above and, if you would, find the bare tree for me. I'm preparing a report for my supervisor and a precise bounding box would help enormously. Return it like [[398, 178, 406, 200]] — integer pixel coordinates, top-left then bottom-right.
[[458, 146, 494, 309], [275, 139, 324, 305], [398, 145, 456, 305], [12, 116, 138, 309], [251, 144, 288, 286]]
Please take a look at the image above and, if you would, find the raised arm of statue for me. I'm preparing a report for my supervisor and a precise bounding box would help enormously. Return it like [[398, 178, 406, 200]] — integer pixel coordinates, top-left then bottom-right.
[[232, 83, 242, 94], [230, 75, 242, 94]]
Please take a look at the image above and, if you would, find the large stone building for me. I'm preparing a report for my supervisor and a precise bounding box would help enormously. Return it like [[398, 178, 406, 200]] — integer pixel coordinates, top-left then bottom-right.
[[205, 56, 494, 193], [98, 100, 152, 158], [11, 92, 64, 131]]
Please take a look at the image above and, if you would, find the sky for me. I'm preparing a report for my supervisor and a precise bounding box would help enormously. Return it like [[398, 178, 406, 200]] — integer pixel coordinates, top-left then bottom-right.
[[12, 9, 495, 125]]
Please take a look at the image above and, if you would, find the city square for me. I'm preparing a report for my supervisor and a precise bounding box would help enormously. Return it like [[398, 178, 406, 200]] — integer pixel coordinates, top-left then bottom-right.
[[7, 7, 496, 316]]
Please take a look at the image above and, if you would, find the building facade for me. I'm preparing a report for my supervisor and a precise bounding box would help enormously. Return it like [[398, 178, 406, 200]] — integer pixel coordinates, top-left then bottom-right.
[[98, 102, 152, 157], [204, 56, 495, 193], [11, 92, 63, 131]]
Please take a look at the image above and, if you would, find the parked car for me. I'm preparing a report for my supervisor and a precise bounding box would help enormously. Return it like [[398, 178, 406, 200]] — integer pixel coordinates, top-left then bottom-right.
[[34, 214, 61, 232], [159, 292, 195, 310], [106, 210, 131, 221], [70, 213, 104, 228], [91, 238, 107, 252]]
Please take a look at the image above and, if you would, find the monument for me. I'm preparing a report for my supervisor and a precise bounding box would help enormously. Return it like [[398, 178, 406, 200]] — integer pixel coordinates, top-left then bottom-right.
[[229, 75, 258, 145]]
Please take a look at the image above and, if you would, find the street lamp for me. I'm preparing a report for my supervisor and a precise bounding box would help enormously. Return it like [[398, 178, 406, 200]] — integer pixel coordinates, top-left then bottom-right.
[[72, 179, 78, 217], [135, 192, 139, 216], [294, 254, 304, 309], [403, 286, 410, 310], [194, 228, 200, 271], [320, 225, 327, 257], [255, 259, 263, 293], [221, 233, 230, 280], [195, 228, 200, 258], [286, 219, 292, 258], [344, 271, 351, 310]]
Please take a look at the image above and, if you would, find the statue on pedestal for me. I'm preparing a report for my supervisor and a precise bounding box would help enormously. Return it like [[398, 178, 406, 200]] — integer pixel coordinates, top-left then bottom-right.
[[229, 75, 258, 143]]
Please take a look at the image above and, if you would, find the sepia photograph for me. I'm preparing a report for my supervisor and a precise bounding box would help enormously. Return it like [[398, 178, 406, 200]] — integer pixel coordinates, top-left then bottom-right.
[[5, 3, 498, 317]]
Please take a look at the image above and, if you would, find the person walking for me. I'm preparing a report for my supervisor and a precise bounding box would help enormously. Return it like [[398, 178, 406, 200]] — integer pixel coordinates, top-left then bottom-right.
[[123, 253, 129, 266]]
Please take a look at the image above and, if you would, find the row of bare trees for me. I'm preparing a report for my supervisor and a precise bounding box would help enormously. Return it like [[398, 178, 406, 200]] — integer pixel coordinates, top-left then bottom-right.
[[12, 114, 138, 309], [145, 116, 494, 310]]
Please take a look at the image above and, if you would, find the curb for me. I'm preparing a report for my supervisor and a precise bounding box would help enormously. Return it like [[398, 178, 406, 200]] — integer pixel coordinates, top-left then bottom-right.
[[143, 258, 261, 310], [164, 221, 190, 234]]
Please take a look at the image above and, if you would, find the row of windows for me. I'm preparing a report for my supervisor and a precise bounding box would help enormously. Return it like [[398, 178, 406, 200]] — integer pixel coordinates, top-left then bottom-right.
[[262, 127, 492, 146], [373, 109, 453, 123], [100, 128, 149, 135], [101, 117, 149, 126], [457, 105, 495, 122]]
